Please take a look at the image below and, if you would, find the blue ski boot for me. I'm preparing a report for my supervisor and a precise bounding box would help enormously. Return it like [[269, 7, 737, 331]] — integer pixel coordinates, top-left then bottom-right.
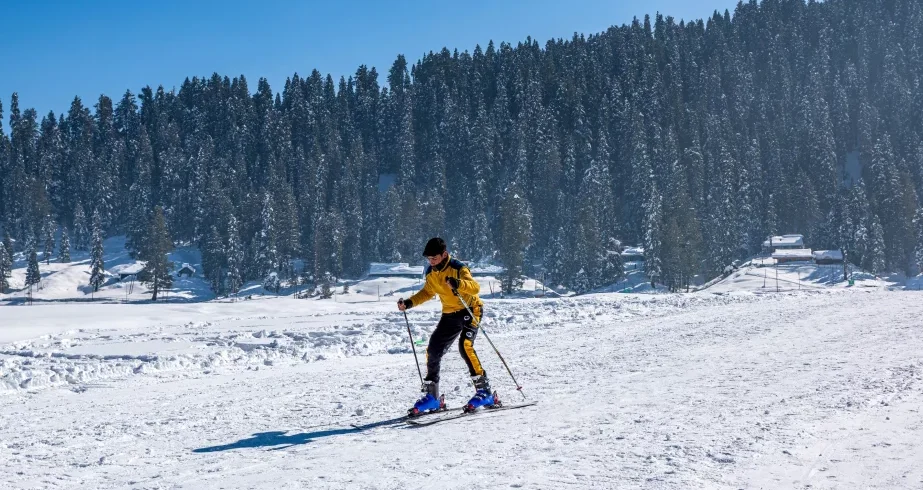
[[409, 380, 445, 417], [464, 375, 500, 413]]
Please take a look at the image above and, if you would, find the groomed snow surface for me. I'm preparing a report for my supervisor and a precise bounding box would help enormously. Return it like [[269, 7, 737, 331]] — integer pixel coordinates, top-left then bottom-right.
[[2, 281, 922, 489]]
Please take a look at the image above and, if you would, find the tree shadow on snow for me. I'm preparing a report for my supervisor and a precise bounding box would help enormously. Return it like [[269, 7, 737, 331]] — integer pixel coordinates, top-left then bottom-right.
[[192, 416, 408, 453]]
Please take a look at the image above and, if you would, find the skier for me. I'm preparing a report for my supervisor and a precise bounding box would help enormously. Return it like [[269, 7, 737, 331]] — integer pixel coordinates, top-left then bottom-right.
[[398, 237, 497, 415]]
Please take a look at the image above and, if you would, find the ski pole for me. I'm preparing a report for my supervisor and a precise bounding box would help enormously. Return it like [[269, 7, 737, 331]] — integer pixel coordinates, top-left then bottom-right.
[[402, 310, 425, 386], [452, 289, 527, 401]]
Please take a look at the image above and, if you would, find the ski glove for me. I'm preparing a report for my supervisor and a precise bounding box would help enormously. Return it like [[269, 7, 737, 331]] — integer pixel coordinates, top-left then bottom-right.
[[397, 298, 413, 310], [445, 277, 460, 290]]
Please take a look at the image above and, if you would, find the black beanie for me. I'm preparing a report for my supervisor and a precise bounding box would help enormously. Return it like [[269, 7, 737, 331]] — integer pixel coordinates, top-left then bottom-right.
[[422, 237, 446, 256]]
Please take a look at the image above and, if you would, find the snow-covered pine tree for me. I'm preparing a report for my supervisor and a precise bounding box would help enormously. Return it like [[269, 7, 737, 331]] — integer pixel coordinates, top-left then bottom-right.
[[42, 215, 55, 264], [498, 184, 531, 293], [1, 233, 12, 278], [0, 242, 8, 293], [913, 207, 923, 276], [89, 211, 105, 292], [255, 192, 278, 282], [865, 213, 887, 275], [2, 232, 13, 266], [73, 203, 89, 251], [313, 209, 344, 283], [544, 224, 569, 290], [601, 237, 625, 288], [91, 94, 120, 232], [137, 207, 173, 301], [24, 230, 36, 263], [226, 215, 244, 295], [26, 248, 41, 289], [58, 227, 71, 262], [643, 184, 664, 288], [64, 98, 94, 227], [379, 186, 402, 262], [868, 134, 904, 270], [126, 127, 154, 258], [275, 182, 301, 280], [203, 225, 226, 294], [661, 154, 701, 291], [842, 181, 871, 266]]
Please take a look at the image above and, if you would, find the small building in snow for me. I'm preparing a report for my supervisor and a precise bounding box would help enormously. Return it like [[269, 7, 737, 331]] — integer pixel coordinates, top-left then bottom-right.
[[772, 248, 814, 264], [368, 263, 424, 278], [177, 263, 196, 277], [109, 263, 144, 281], [620, 247, 645, 263], [813, 250, 844, 265], [763, 234, 805, 252], [465, 262, 506, 277]]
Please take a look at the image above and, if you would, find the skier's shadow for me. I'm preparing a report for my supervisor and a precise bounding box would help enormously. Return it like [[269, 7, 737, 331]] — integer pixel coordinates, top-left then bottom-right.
[[192, 416, 408, 453]]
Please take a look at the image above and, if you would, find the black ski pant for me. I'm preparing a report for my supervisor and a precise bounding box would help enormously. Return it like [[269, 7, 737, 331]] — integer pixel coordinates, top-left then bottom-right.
[[424, 305, 484, 384]]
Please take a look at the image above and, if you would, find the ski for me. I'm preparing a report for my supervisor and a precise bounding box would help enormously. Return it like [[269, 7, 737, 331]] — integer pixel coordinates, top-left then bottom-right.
[[349, 406, 461, 430], [405, 401, 538, 427]]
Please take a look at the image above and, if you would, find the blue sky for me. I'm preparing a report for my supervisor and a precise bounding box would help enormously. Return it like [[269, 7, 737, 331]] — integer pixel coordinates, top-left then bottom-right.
[[0, 0, 740, 131]]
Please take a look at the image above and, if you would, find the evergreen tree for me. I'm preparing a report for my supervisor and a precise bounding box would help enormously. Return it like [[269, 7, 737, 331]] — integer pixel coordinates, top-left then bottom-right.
[[275, 183, 301, 279], [72, 203, 89, 251], [864, 214, 887, 275], [42, 215, 55, 264], [226, 215, 244, 295], [0, 242, 8, 293], [26, 248, 41, 290], [137, 207, 173, 300], [58, 227, 71, 262], [202, 225, 226, 294], [255, 192, 278, 281], [642, 185, 664, 287], [601, 237, 625, 289], [313, 209, 344, 283], [2, 232, 13, 264], [126, 128, 154, 258], [1, 233, 12, 278], [544, 223, 569, 290], [498, 185, 532, 293], [913, 207, 923, 275], [23, 230, 36, 264], [88, 211, 106, 292]]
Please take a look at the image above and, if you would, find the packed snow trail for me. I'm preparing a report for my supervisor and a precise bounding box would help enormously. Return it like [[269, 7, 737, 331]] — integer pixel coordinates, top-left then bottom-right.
[[1, 289, 921, 489]]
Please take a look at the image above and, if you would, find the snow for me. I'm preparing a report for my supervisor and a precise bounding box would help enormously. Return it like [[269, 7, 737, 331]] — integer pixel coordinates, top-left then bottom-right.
[[704, 260, 888, 294], [3, 240, 923, 488], [2, 287, 922, 488], [0, 236, 215, 303]]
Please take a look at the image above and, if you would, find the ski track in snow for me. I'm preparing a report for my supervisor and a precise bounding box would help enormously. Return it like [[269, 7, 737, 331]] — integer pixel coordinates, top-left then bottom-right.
[[1, 289, 921, 489]]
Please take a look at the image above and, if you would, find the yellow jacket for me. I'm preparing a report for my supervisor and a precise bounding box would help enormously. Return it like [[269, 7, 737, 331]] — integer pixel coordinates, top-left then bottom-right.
[[407, 255, 483, 314]]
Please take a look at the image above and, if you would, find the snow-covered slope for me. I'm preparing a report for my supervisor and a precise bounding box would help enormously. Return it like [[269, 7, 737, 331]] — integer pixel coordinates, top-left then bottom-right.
[[2, 288, 922, 489], [2, 236, 215, 303], [702, 259, 888, 294]]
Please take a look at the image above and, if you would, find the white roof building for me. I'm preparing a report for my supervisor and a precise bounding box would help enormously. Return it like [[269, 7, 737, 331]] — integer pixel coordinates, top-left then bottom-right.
[[771, 248, 814, 260], [468, 263, 506, 276], [621, 247, 645, 261], [368, 263, 424, 277], [813, 250, 844, 262], [763, 234, 804, 249]]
